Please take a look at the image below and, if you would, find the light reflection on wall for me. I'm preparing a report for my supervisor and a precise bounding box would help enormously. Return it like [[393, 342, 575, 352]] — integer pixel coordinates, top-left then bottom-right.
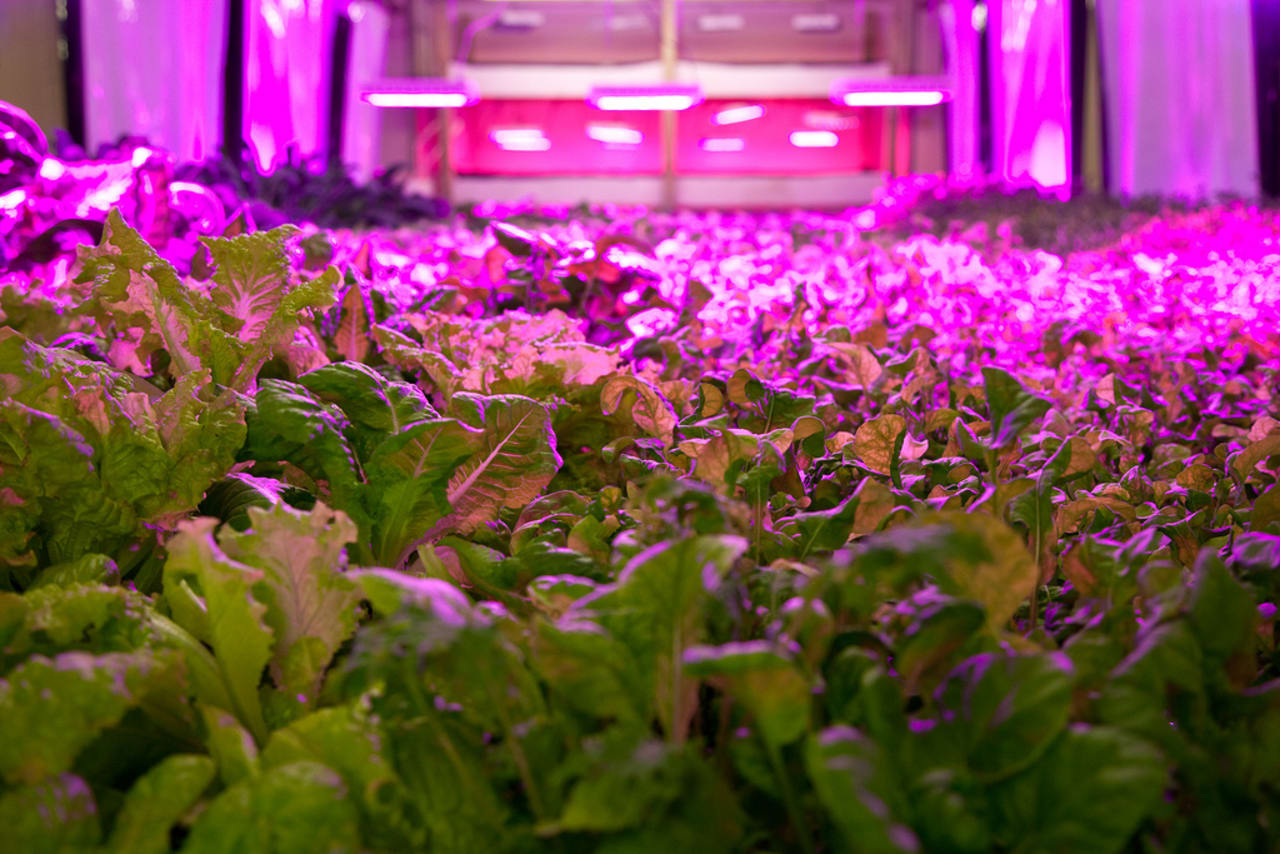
[[245, 0, 337, 171]]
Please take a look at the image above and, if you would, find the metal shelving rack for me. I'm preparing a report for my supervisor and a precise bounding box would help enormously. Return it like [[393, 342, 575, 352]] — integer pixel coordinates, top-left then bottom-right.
[[398, 0, 945, 208]]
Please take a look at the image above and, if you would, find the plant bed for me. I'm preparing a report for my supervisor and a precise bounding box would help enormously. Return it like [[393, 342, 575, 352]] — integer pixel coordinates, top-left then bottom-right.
[[1, 132, 1279, 851]]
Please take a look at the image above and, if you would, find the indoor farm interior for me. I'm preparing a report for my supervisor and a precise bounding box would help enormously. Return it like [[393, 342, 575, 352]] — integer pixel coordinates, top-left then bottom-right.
[[0, 1, 1277, 852]]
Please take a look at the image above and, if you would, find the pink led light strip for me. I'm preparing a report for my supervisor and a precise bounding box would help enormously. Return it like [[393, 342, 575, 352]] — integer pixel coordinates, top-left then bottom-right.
[[588, 85, 703, 112], [829, 77, 953, 109], [361, 79, 477, 108]]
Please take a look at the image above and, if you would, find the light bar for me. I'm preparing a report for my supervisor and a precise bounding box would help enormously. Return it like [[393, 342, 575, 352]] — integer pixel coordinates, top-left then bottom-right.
[[588, 84, 702, 112], [700, 137, 745, 153], [830, 77, 952, 108], [713, 104, 764, 125], [587, 124, 643, 145], [490, 128, 550, 151], [789, 130, 839, 148], [361, 78, 478, 108]]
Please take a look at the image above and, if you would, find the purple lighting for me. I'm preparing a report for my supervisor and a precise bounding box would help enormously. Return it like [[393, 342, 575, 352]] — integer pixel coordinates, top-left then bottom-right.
[[789, 130, 838, 148], [714, 105, 765, 125], [361, 79, 478, 109], [830, 77, 953, 108], [588, 85, 703, 112]]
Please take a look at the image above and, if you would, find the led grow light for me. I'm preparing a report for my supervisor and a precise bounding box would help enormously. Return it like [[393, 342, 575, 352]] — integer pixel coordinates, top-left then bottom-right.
[[490, 128, 545, 144], [587, 124, 643, 145], [713, 105, 764, 126], [830, 77, 952, 108], [700, 137, 746, 153], [789, 130, 838, 148], [490, 128, 551, 151], [361, 78, 478, 108], [588, 85, 702, 112]]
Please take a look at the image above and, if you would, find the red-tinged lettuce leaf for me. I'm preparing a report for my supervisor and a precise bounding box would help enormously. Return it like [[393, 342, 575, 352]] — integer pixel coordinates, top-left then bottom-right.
[[217, 502, 361, 702], [202, 225, 341, 389], [0, 651, 160, 784], [444, 393, 562, 537], [77, 209, 242, 383], [600, 373, 679, 444], [374, 308, 618, 401], [77, 209, 338, 391], [181, 761, 362, 854], [163, 518, 273, 742], [202, 224, 301, 341], [105, 754, 216, 854], [331, 279, 371, 362]]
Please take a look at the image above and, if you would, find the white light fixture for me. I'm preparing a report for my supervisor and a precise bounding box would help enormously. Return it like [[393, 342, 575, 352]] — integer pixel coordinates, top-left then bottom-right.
[[361, 78, 478, 108], [490, 128, 550, 151], [713, 104, 764, 125], [587, 124, 643, 145], [789, 130, 839, 148], [830, 77, 952, 108], [588, 84, 703, 111], [700, 137, 745, 152]]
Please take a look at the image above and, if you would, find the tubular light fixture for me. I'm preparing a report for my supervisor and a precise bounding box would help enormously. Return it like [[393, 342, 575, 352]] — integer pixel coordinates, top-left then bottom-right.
[[361, 78, 478, 108], [588, 84, 703, 111], [713, 104, 764, 125], [789, 130, 839, 148], [700, 137, 745, 152], [829, 77, 951, 108], [490, 128, 550, 151], [586, 124, 643, 145]]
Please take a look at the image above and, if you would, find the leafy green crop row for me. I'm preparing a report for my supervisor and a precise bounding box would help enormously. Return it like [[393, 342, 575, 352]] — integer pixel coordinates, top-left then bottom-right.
[[0, 206, 1277, 853]]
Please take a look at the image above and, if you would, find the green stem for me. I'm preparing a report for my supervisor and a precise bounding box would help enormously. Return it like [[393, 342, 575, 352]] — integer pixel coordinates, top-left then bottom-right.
[[1029, 525, 1042, 631], [765, 737, 815, 854], [670, 626, 685, 745], [482, 674, 547, 819]]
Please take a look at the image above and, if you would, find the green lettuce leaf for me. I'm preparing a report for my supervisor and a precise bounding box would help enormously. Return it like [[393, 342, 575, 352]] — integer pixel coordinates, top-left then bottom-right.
[[0, 651, 158, 784], [0, 773, 100, 852], [218, 502, 361, 701], [163, 519, 273, 741], [181, 761, 362, 854], [105, 754, 216, 854]]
